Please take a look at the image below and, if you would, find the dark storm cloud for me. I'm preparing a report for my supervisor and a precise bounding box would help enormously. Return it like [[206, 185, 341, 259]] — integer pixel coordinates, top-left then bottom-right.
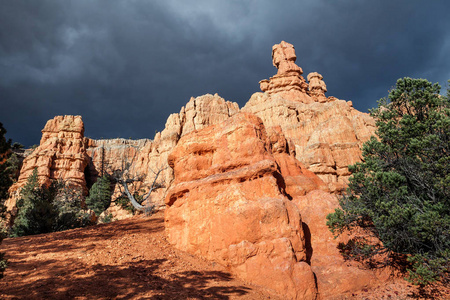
[[1, 0, 449, 146]]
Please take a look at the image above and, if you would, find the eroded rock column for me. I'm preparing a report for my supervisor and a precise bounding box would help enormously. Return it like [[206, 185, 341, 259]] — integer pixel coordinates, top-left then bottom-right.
[[165, 113, 318, 300]]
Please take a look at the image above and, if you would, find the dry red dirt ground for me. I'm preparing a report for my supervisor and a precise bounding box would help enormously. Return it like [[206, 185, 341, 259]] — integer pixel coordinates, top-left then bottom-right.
[[0, 212, 448, 300]]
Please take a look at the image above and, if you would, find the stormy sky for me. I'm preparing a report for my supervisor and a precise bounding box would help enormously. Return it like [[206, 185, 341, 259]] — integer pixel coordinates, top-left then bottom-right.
[[1, 1, 449, 147]]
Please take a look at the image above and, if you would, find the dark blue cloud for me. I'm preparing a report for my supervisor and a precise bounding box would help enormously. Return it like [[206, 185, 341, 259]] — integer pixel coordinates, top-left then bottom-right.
[[1, 0, 449, 146]]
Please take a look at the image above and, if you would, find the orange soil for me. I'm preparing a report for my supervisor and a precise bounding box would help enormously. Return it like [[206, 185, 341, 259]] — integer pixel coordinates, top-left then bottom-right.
[[0, 212, 281, 300], [0, 212, 448, 299]]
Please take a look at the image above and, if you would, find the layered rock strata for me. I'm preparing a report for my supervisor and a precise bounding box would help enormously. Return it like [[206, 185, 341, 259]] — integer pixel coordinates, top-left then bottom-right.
[[293, 190, 381, 298], [165, 113, 320, 299], [259, 41, 312, 104], [6, 115, 89, 210], [85, 93, 240, 210], [165, 112, 384, 299], [7, 94, 239, 216], [149, 93, 239, 201], [307, 72, 328, 103], [85, 138, 153, 219], [7, 41, 388, 298], [137, 93, 239, 206], [243, 41, 376, 191]]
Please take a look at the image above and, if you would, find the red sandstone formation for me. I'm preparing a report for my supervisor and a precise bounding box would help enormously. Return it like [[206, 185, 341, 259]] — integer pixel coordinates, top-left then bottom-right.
[[293, 190, 384, 298], [6, 115, 89, 210], [266, 126, 328, 197], [259, 41, 312, 104], [7, 95, 239, 217], [84, 94, 239, 213], [144, 93, 239, 207], [165, 113, 319, 299], [243, 41, 376, 192], [5, 41, 394, 299], [149, 93, 239, 202], [307, 72, 328, 103], [85, 138, 153, 219], [164, 112, 385, 299]]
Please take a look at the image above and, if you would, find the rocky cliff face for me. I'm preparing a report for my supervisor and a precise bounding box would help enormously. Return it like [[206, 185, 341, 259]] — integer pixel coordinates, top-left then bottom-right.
[[148, 93, 239, 203], [293, 190, 385, 298], [165, 113, 319, 299], [243, 41, 376, 192], [84, 93, 240, 211], [7, 94, 239, 217], [6, 115, 90, 211], [8, 41, 383, 299], [164, 112, 385, 299]]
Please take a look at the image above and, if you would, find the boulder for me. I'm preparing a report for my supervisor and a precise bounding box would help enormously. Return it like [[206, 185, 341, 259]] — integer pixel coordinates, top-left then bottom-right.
[[165, 113, 318, 299], [294, 190, 381, 298]]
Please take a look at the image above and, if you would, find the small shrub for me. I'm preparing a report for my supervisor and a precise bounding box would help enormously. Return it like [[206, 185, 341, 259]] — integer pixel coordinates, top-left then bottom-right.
[[85, 175, 112, 216], [0, 224, 7, 278], [99, 213, 114, 224], [115, 193, 143, 215], [327, 78, 450, 285], [11, 169, 95, 237]]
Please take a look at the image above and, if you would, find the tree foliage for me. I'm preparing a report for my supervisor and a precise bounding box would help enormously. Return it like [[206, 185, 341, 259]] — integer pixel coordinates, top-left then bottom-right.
[[327, 78, 450, 285], [53, 181, 95, 231], [0, 122, 13, 210], [11, 169, 94, 237], [11, 169, 57, 236], [0, 122, 13, 278], [85, 175, 112, 216]]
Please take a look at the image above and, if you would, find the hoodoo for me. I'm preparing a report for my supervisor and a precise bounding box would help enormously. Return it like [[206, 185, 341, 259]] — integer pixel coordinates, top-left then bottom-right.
[[6, 42, 388, 299], [6, 115, 90, 211], [243, 41, 376, 192]]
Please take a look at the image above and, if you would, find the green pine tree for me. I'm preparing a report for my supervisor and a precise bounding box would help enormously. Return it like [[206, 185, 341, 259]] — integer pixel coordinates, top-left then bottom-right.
[[86, 175, 112, 216], [327, 78, 450, 285], [53, 181, 95, 231], [0, 122, 13, 278], [0, 122, 13, 211], [11, 168, 58, 237]]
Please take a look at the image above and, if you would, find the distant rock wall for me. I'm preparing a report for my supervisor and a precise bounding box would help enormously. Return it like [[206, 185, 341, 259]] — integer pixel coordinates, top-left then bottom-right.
[[85, 93, 240, 210], [6, 95, 240, 217]]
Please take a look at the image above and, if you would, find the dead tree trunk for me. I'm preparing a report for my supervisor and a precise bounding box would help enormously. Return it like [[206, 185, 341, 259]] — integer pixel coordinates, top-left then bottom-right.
[[109, 148, 167, 214], [115, 166, 166, 213]]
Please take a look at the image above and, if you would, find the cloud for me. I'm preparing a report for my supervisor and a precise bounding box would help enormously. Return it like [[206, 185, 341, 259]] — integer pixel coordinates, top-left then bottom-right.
[[1, 0, 449, 146]]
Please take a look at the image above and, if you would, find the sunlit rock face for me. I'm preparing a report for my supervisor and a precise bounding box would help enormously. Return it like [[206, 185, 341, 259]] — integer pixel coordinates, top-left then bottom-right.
[[85, 93, 240, 209], [7, 94, 239, 215], [307, 72, 328, 103], [259, 41, 312, 104], [143, 93, 240, 206], [6, 115, 90, 210], [5, 41, 388, 298], [165, 113, 319, 300], [244, 41, 376, 192]]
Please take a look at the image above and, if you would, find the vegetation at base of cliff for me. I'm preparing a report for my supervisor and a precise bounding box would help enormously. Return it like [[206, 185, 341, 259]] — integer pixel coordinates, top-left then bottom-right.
[[327, 78, 450, 285], [0, 123, 13, 211], [0, 122, 17, 278], [85, 175, 112, 216], [115, 193, 144, 215], [11, 169, 95, 237]]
